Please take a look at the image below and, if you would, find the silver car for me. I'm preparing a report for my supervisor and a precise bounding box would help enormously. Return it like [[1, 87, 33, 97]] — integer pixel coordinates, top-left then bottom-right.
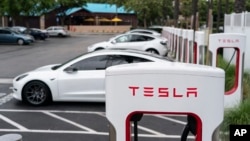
[[46, 26, 70, 37]]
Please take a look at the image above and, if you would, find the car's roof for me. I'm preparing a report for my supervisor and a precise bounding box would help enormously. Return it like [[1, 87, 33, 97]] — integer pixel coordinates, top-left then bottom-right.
[[88, 49, 174, 61], [93, 48, 149, 54], [129, 29, 159, 32], [54, 49, 173, 70], [118, 32, 161, 38]]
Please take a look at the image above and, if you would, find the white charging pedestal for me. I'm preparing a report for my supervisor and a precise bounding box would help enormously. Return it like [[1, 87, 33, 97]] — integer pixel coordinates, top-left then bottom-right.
[[209, 33, 246, 108], [194, 31, 206, 65], [106, 62, 225, 141]]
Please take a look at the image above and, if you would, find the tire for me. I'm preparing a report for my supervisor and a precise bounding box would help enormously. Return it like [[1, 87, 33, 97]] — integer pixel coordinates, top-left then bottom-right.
[[146, 49, 159, 55], [17, 39, 24, 45], [22, 81, 52, 106], [58, 33, 63, 37]]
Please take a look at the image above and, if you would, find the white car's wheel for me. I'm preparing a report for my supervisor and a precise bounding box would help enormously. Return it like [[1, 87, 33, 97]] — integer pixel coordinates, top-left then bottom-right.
[[22, 81, 52, 106], [17, 39, 24, 45]]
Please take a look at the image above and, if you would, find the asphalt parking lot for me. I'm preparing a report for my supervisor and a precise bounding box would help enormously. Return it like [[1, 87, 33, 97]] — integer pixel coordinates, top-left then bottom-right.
[[0, 35, 194, 141]]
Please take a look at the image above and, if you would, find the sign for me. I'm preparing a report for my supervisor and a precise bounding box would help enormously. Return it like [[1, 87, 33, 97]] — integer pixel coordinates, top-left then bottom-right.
[[230, 125, 250, 141]]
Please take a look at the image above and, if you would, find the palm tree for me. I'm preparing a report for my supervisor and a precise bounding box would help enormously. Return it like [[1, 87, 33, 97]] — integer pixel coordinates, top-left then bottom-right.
[[234, 0, 246, 13]]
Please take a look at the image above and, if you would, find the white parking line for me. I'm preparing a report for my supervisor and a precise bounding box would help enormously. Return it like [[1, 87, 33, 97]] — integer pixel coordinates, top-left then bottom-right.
[[154, 115, 187, 125], [0, 114, 29, 131], [136, 125, 166, 136], [0, 129, 108, 135], [0, 93, 6, 97], [43, 111, 97, 133], [0, 129, 195, 139], [0, 94, 13, 105], [0, 109, 105, 114], [0, 78, 13, 84], [0, 109, 194, 139]]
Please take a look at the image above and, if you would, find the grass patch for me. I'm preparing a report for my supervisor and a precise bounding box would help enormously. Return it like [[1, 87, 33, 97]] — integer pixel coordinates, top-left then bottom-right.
[[217, 55, 250, 140]]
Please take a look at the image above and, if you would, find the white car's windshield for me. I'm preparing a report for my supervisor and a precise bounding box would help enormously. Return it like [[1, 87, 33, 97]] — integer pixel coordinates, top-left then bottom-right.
[[51, 52, 90, 70]]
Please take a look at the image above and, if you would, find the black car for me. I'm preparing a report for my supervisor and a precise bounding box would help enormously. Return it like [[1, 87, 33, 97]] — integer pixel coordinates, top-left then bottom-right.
[[23, 28, 49, 40]]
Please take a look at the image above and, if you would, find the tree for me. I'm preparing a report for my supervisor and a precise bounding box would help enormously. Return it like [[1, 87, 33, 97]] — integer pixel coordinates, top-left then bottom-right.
[[174, 0, 179, 27], [234, 0, 245, 13], [0, 0, 22, 26], [53, 0, 87, 26], [191, 0, 199, 30], [0, 0, 53, 26], [180, 0, 192, 28], [108, 0, 173, 27]]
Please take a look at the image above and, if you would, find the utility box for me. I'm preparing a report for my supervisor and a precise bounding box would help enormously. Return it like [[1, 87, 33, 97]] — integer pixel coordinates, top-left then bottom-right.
[[106, 62, 225, 141]]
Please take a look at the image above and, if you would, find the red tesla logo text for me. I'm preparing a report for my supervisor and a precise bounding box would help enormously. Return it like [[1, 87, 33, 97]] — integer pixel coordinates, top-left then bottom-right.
[[218, 39, 240, 43], [128, 86, 198, 98]]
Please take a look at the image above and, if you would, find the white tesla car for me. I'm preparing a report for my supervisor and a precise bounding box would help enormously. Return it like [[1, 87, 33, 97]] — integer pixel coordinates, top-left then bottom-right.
[[12, 49, 173, 106], [87, 33, 169, 56]]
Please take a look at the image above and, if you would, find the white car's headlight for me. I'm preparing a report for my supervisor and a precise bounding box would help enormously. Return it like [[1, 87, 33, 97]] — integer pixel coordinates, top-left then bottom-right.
[[15, 74, 29, 81]]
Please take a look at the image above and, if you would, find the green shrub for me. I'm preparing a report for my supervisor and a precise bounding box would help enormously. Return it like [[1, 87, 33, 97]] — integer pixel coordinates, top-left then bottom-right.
[[217, 55, 250, 140], [221, 98, 250, 132], [217, 55, 236, 92]]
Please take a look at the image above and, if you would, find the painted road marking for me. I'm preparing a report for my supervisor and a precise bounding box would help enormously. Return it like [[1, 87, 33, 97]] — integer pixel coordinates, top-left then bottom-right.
[[0, 79, 13, 84], [154, 115, 187, 125], [0, 93, 6, 97], [0, 114, 29, 131], [0, 94, 13, 105], [0, 109, 194, 139], [43, 111, 97, 133]]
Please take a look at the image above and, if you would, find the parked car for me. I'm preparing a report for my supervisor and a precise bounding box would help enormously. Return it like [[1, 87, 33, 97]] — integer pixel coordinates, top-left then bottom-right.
[[23, 28, 49, 40], [0, 28, 34, 45], [10, 26, 27, 33], [87, 33, 169, 56], [46, 26, 70, 37], [148, 25, 164, 33], [125, 29, 161, 36], [12, 49, 173, 106]]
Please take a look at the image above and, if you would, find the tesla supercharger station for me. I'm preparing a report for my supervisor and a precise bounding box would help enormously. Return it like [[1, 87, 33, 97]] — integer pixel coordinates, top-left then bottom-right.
[[181, 29, 188, 63], [171, 28, 176, 53], [173, 28, 179, 58], [168, 27, 174, 53], [162, 27, 172, 52], [106, 62, 225, 141], [209, 33, 246, 108], [194, 31, 206, 64], [187, 30, 194, 63], [175, 29, 183, 61]]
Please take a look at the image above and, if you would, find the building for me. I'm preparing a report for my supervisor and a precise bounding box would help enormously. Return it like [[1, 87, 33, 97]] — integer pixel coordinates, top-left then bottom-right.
[[1, 3, 137, 32]]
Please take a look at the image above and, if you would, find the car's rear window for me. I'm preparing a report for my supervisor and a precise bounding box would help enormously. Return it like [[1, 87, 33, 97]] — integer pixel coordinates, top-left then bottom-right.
[[55, 27, 63, 30]]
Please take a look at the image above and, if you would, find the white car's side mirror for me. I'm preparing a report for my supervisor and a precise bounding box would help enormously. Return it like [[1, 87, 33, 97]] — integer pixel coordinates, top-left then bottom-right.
[[64, 66, 78, 73], [111, 40, 116, 44]]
